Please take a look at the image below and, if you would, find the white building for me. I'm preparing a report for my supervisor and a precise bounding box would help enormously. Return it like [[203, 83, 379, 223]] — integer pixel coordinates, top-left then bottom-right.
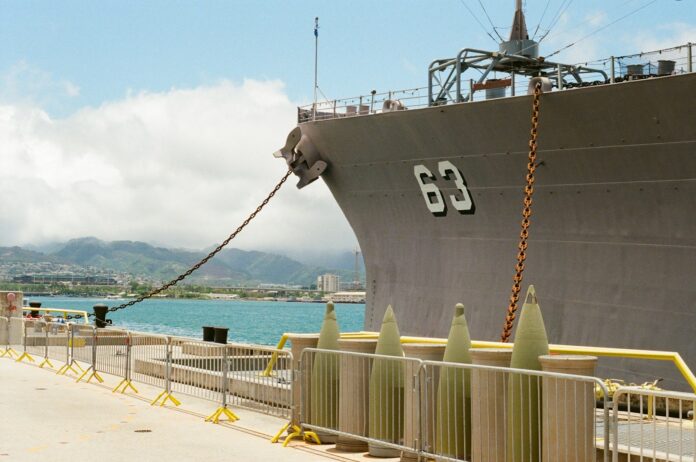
[[330, 291, 366, 304], [317, 273, 340, 293]]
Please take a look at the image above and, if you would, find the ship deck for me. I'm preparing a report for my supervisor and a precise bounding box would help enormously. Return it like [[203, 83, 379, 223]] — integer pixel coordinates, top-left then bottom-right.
[[0, 359, 375, 462]]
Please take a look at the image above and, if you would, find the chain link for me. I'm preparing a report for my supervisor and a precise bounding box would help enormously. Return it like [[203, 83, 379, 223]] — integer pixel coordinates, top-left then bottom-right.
[[500, 82, 542, 343], [70, 169, 293, 320]]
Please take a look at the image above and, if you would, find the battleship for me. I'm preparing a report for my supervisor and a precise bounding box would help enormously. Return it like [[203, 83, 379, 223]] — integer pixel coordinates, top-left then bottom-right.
[[277, 2, 696, 390]]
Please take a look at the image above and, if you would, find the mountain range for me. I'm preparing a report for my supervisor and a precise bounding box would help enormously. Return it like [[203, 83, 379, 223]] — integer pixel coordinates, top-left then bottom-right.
[[0, 237, 364, 287]]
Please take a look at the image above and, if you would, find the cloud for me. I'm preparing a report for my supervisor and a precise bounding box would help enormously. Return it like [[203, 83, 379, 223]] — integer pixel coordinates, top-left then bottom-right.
[[631, 22, 696, 52], [0, 61, 81, 110], [0, 79, 358, 255], [586, 10, 608, 28]]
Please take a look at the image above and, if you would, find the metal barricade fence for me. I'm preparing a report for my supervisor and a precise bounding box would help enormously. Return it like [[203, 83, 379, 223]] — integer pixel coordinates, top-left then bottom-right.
[[24, 318, 46, 360], [70, 324, 95, 366], [129, 331, 169, 390], [169, 336, 226, 403], [299, 348, 422, 456], [46, 321, 71, 365], [420, 361, 611, 462], [94, 328, 129, 378], [611, 387, 696, 462], [226, 343, 293, 419], [9, 317, 23, 350], [297, 349, 612, 461]]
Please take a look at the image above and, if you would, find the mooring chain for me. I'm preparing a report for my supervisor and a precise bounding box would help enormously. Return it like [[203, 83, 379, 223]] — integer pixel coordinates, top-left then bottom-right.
[[68, 169, 293, 320], [500, 81, 542, 343]]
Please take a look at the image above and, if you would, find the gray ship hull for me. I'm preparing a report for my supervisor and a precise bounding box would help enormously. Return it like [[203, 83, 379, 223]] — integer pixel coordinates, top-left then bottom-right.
[[299, 73, 696, 389]]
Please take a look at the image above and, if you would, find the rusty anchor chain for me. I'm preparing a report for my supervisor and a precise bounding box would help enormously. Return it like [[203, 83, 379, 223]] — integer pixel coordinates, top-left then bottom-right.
[[500, 81, 543, 343]]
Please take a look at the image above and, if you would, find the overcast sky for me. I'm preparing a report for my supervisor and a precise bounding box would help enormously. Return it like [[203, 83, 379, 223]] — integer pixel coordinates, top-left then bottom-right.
[[1, 0, 694, 255]]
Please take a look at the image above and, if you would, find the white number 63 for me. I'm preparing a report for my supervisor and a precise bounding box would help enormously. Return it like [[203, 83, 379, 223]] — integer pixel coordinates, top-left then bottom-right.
[[413, 161, 474, 216]]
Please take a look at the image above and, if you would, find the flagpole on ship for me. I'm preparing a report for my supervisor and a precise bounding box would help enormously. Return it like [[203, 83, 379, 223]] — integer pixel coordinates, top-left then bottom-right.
[[313, 16, 319, 121]]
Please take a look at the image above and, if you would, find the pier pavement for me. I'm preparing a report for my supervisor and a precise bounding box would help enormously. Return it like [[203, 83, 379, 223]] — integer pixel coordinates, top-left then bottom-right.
[[0, 359, 375, 462]]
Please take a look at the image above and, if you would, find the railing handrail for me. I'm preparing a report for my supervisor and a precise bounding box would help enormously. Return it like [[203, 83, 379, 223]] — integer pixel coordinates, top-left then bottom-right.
[[264, 330, 696, 392], [613, 385, 696, 401], [298, 41, 694, 122]]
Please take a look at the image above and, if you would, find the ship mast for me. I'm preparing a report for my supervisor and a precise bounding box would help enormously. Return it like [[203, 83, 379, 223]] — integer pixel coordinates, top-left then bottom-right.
[[500, 0, 539, 58], [510, 0, 529, 41]]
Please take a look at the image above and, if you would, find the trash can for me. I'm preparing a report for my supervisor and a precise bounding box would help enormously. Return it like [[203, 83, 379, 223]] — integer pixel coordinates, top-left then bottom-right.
[[93, 304, 111, 328], [213, 327, 228, 344], [202, 326, 215, 342]]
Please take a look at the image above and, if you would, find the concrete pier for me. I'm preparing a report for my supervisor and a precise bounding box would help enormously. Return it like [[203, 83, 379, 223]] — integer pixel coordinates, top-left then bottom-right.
[[0, 356, 349, 462]]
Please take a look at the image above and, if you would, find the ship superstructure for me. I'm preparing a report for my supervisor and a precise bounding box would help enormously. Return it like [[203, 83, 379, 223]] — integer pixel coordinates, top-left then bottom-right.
[[276, 3, 696, 389]]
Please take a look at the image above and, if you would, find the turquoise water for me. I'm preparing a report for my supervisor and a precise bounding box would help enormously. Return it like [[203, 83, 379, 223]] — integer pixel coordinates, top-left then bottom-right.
[[30, 297, 365, 345]]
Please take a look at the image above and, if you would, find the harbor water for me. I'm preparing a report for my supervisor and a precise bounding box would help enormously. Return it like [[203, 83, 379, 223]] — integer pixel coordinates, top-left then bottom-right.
[[29, 296, 365, 345]]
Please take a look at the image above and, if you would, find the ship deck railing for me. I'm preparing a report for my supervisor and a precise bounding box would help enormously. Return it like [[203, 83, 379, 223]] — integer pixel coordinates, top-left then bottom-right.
[[298, 42, 693, 123]]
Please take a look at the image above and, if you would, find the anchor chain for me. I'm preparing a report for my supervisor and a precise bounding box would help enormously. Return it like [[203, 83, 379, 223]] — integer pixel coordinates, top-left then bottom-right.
[[500, 81, 542, 343], [71, 169, 292, 319]]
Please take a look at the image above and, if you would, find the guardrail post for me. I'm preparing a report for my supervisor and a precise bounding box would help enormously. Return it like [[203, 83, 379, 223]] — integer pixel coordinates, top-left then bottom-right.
[[39, 321, 53, 369], [455, 57, 462, 102], [604, 398, 612, 462], [610, 56, 615, 83], [205, 344, 239, 423], [557, 64, 563, 90], [402, 344, 445, 461], [151, 337, 181, 406], [113, 332, 138, 394], [15, 319, 34, 363], [77, 326, 103, 383], [58, 324, 80, 375]]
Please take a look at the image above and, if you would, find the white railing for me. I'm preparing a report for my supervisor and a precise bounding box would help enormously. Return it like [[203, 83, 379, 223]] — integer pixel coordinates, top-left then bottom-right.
[[298, 42, 694, 123], [612, 387, 696, 462]]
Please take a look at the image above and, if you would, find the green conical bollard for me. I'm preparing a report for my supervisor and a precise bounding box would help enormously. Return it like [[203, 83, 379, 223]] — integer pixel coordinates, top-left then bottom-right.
[[310, 302, 340, 441], [435, 303, 472, 459], [507, 285, 550, 462], [368, 305, 405, 457]]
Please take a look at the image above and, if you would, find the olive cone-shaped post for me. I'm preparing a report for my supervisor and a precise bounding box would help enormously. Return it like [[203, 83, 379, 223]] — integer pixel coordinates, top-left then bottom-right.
[[310, 302, 340, 439], [436, 303, 473, 459], [368, 305, 405, 457], [507, 285, 549, 462]]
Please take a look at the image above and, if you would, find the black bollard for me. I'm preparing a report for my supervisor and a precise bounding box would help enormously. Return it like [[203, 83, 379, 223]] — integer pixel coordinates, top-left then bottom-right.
[[202, 326, 215, 342], [28, 301, 41, 317], [93, 304, 112, 328], [213, 327, 229, 344]]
